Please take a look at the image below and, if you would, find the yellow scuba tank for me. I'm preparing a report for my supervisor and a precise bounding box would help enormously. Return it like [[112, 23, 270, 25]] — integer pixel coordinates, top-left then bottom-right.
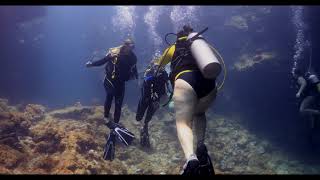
[[107, 46, 122, 79], [187, 32, 222, 79], [108, 46, 122, 57]]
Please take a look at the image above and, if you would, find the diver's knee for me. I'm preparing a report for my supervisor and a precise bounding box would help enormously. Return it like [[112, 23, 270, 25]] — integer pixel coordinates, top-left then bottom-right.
[[299, 108, 308, 117], [299, 108, 304, 114]]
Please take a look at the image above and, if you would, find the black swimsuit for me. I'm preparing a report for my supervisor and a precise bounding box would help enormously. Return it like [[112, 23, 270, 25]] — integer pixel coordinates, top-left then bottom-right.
[[170, 36, 216, 99], [177, 70, 216, 99]]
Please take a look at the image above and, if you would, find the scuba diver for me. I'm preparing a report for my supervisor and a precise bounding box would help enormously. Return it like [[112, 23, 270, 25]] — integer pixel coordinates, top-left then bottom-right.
[[86, 38, 138, 161], [155, 25, 226, 175], [293, 68, 320, 147], [136, 60, 170, 148]]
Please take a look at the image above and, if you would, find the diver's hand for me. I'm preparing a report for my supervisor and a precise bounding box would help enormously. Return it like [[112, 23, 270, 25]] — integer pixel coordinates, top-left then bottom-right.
[[86, 61, 93, 67], [296, 93, 301, 98]]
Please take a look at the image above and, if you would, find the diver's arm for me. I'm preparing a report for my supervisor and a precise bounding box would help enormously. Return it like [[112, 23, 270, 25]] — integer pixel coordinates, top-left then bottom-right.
[[86, 54, 112, 68], [91, 55, 112, 66], [296, 76, 307, 98]]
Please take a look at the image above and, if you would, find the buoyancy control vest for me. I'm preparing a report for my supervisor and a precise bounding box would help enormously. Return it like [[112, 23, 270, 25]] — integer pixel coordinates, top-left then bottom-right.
[[105, 46, 138, 83]]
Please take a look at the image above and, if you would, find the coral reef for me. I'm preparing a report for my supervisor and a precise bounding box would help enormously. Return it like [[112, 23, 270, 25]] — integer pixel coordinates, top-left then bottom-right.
[[0, 98, 319, 174]]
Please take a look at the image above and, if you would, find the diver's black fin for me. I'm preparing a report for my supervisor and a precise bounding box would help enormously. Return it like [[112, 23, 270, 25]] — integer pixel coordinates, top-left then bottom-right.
[[114, 126, 135, 146], [196, 143, 215, 175], [106, 121, 135, 146], [181, 157, 200, 175], [103, 131, 116, 161], [114, 127, 134, 146]]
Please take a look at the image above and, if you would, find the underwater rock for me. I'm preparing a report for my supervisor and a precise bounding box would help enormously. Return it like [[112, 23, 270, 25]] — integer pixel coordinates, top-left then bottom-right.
[[215, 142, 225, 150], [0, 100, 319, 174], [276, 163, 290, 174], [237, 134, 248, 147], [219, 158, 234, 172], [0, 145, 24, 169], [50, 106, 95, 121], [256, 146, 266, 155], [0, 166, 11, 174], [0, 105, 32, 152], [74, 102, 82, 108], [233, 51, 276, 71], [30, 155, 59, 173], [24, 104, 46, 122], [225, 15, 249, 31], [30, 117, 98, 155], [0, 100, 17, 113], [0, 98, 9, 112]]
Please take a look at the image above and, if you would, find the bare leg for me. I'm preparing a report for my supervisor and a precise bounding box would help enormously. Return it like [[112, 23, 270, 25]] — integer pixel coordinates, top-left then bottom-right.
[[174, 79, 197, 159], [194, 114, 206, 145], [300, 96, 320, 117], [194, 87, 217, 145], [194, 88, 217, 175]]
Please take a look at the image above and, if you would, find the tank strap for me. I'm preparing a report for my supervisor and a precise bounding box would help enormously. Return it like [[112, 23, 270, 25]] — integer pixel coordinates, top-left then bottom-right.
[[105, 76, 114, 89], [174, 70, 194, 81], [111, 56, 118, 79], [178, 36, 188, 41], [107, 46, 122, 80]]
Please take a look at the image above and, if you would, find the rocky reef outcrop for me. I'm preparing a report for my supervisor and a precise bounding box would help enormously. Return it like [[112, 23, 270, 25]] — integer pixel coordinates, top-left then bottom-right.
[[0, 98, 319, 174], [233, 51, 277, 71]]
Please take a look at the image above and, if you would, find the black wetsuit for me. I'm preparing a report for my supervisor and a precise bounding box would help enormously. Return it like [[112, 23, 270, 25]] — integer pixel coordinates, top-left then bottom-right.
[[170, 37, 216, 99], [136, 68, 169, 125], [91, 50, 137, 123]]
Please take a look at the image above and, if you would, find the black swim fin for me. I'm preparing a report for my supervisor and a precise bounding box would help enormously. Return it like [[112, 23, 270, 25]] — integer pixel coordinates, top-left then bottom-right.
[[181, 155, 200, 175], [196, 143, 215, 175], [106, 121, 135, 146], [103, 131, 116, 161], [114, 126, 135, 146]]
